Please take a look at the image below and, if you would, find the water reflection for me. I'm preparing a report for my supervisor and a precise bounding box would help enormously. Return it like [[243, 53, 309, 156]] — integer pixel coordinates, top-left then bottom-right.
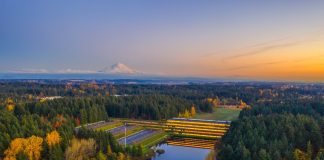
[[150, 138, 216, 160]]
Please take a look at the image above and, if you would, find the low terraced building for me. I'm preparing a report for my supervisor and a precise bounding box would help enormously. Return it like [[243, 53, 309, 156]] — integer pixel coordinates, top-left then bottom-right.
[[164, 118, 231, 139], [124, 118, 231, 139]]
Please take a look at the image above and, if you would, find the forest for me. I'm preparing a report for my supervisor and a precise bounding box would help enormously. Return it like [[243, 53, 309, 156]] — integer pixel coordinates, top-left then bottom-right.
[[0, 81, 323, 159], [217, 92, 324, 160]]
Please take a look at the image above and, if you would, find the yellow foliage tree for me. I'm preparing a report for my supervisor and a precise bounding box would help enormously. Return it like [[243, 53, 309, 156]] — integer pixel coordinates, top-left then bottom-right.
[[24, 136, 43, 160], [184, 109, 191, 118], [107, 145, 112, 155], [46, 131, 61, 147], [65, 138, 97, 160], [190, 105, 196, 117], [178, 113, 183, 118], [5, 98, 15, 111], [4, 136, 43, 160], [4, 138, 26, 160], [117, 152, 125, 160], [293, 149, 310, 160]]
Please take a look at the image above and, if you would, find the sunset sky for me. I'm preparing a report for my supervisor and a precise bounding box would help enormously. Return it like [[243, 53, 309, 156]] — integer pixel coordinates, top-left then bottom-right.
[[1, 1, 324, 81]]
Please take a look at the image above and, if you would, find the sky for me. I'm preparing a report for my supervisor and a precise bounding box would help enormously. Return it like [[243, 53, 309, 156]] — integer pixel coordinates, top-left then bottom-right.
[[1, 0, 324, 82]]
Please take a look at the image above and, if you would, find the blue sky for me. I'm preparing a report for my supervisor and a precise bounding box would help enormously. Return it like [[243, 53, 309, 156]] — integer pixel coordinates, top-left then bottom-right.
[[1, 1, 324, 81]]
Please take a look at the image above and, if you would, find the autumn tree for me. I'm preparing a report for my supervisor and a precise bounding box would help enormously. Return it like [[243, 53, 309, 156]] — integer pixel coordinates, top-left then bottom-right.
[[5, 98, 15, 111], [46, 131, 61, 147], [65, 138, 97, 160], [4, 136, 43, 160], [183, 109, 191, 118], [190, 105, 196, 117], [4, 138, 25, 160], [293, 149, 310, 160], [178, 113, 183, 118], [117, 152, 125, 160], [24, 136, 43, 160], [97, 151, 107, 160]]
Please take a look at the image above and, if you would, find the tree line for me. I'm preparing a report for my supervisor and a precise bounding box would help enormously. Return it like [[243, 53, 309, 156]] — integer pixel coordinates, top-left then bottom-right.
[[217, 97, 324, 160]]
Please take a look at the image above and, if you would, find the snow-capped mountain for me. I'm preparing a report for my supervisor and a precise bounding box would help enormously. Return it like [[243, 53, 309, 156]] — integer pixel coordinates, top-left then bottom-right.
[[99, 63, 143, 74]]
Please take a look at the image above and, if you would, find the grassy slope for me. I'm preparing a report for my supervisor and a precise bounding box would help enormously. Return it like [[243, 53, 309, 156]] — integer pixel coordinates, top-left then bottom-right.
[[194, 107, 241, 121], [136, 132, 168, 152]]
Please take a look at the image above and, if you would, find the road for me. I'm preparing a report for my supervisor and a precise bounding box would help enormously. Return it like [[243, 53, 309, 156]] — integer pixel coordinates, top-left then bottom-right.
[[118, 129, 157, 145]]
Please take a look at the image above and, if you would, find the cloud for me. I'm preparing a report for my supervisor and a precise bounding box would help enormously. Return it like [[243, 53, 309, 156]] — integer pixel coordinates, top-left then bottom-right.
[[227, 60, 285, 71], [11, 68, 50, 74], [56, 69, 98, 74], [10, 68, 98, 74], [228, 41, 301, 59], [201, 28, 324, 60], [200, 36, 292, 59]]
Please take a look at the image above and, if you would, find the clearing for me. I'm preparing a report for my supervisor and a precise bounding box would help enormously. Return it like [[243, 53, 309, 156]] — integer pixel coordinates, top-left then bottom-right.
[[194, 107, 241, 121]]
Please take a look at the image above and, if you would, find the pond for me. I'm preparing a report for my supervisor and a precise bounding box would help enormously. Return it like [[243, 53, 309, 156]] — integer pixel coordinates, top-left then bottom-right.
[[150, 138, 214, 160]]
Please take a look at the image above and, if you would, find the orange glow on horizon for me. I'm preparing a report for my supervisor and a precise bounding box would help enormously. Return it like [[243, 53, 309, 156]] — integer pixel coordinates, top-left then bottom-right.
[[192, 39, 324, 82]]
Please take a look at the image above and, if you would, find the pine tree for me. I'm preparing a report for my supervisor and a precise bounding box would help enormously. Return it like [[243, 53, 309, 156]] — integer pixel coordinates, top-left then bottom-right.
[[137, 145, 143, 157]]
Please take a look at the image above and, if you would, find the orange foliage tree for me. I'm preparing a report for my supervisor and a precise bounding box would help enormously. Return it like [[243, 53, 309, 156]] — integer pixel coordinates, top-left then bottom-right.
[[46, 131, 61, 147], [4, 138, 26, 160], [4, 136, 43, 160], [24, 136, 43, 160]]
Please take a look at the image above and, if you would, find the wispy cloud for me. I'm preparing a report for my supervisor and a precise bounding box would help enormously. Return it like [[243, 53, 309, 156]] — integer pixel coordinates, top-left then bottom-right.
[[11, 69, 50, 74], [200, 36, 292, 59], [228, 41, 300, 59], [56, 69, 98, 74], [227, 60, 285, 71], [201, 28, 324, 60], [10, 68, 98, 74]]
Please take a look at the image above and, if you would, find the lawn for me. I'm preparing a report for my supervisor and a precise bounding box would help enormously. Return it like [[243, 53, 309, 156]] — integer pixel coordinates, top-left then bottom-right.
[[135, 132, 168, 152], [95, 122, 123, 131], [194, 107, 241, 121], [115, 126, 144, 139]]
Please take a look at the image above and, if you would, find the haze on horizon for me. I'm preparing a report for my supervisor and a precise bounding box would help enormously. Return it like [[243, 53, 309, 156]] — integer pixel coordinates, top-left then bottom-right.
[[1, 1, 324, 82]]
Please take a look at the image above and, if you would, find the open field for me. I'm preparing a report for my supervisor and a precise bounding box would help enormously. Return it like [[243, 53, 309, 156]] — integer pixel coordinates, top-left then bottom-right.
[[194, 108, 241, 121]]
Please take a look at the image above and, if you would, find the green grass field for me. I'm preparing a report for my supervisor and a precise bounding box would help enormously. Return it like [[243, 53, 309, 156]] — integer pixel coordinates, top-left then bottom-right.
[[194, 107, 241, 121], [136, 132, 168, 152], [95, 122, 123, 131], [115, 126, 144, 139]]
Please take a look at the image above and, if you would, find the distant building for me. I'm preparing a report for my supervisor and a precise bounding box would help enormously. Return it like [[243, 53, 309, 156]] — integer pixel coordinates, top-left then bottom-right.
[[40, 96, 63, 102]]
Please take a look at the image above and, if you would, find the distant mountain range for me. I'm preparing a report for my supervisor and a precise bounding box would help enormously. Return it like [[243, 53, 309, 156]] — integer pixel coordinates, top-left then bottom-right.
[[0, 63, 254, 83], [8, 63, 144, 75], [98, 63, 143, 75]]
